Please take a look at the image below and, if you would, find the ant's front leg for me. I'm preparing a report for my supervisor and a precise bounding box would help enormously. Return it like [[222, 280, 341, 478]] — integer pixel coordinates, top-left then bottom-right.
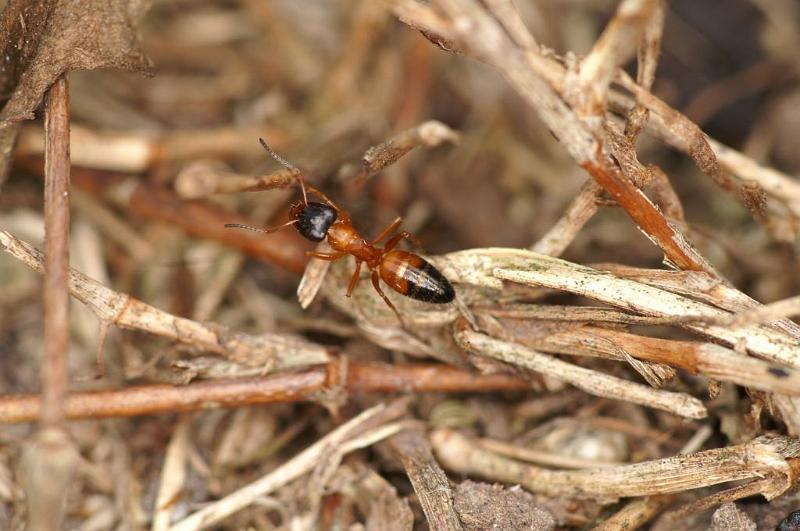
[[346, 260, 363, 297], [306, 250, 346, 261]]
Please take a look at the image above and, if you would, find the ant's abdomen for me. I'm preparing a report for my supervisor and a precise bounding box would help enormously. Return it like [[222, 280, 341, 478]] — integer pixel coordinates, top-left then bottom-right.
[[379, 250, 455, 304]]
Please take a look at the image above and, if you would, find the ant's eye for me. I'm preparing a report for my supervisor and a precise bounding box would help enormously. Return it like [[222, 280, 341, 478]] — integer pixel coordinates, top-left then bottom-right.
[[295, 202, 337, 242]]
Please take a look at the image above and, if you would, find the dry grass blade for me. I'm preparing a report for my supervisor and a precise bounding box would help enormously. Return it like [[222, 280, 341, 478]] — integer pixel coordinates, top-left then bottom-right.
[[571, 0, 660, 117], [440, 248, 800, 367], [432, 429, 800, 502], [168, 400, 407, 531], [388, 428, 463, 530], [592, 424, 713, 529], [456, 329, 706, 419], [0, 231, 330, 369], [705, 294, 800, 328], [152, 419, 191, 531]]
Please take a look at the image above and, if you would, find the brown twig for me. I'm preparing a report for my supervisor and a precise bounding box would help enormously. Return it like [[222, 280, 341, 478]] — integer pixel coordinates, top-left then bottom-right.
[[0, 360, 532, 423], [342, 120, 460, 188], [174, 161, 298, 199], [20, 74, 78, 531], [41, 75, 71, 429]]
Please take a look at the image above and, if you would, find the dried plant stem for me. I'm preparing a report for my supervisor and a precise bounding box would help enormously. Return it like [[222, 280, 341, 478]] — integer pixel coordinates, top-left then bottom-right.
[[477, 438, 622, 469], [345, 120, 460, 187], [175, 162, 298, 199], [391, 0, 714, 274], [41, 75, 71, 430], [660, 466, 800, 523], [169, 400, 407, 531], [388, 428, 463, 530], [431, 429, 800, 501], [709, 294, 800, 328], [128, 181, 308, 274], [0, 231, 329, 369], [20, 74, 78, 531], [572, 0, 659, 116], [456, 329, 707, 419], [469, 249, 800, 367], [534, 326, 800, 396], [530, 180, 601, 256], [17, 123, 290, 173], [592, 424, 713, 530], [0, 361, 532, 423], [152, 418, 191, 531]]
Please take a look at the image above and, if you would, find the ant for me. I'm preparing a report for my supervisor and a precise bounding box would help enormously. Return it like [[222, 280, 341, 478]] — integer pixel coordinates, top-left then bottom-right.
[[226, 139, 455, 323]]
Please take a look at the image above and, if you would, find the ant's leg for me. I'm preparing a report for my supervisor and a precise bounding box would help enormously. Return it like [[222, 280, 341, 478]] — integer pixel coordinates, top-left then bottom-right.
[[369, 217, 402, 245], [371, 270, 406, 326], [307, 250, 346, 260], [346, 260, 363, 297], [383, 231, 422, 252], [225, 219, 298, 234]]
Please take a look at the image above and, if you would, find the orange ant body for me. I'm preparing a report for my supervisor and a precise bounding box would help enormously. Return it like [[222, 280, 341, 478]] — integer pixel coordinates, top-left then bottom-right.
[[226, 139, 455, 321]]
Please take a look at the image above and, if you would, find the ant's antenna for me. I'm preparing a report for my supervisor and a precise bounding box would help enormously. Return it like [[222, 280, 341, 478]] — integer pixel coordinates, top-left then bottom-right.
[[258, 137, 308, 205], [224, 220, 298, 234]]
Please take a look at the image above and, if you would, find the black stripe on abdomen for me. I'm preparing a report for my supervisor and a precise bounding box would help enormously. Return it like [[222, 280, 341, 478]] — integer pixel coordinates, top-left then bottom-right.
[[404, 259, 455, 304]]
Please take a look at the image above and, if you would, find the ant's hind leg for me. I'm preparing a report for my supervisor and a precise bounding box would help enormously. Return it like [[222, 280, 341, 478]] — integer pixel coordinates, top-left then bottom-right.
[[369, 217, 402, 245], [383, 231, 422, 252], [346, 260, 363, 297], [370, 270, 406, 327]]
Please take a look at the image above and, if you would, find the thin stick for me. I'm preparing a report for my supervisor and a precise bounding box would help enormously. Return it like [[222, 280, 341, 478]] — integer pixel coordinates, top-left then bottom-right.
[[24, 73, 77, 531], [0, 361, 532, 424], [41, 74, 71, 429]]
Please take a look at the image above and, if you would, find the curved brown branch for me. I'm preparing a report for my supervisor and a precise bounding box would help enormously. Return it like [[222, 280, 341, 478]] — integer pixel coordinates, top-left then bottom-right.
[[0, 361, 532, 423]]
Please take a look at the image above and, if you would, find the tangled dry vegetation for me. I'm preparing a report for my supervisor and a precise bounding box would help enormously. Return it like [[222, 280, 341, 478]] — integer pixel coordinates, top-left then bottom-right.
[[2, 0, 800, 529]]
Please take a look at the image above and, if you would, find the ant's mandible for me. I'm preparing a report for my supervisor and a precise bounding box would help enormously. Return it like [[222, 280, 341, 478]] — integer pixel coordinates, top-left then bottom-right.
[[225, 138, 455, 321]]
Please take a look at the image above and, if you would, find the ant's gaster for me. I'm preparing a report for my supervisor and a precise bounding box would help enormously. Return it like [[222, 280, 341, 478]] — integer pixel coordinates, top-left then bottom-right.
[[226, 138, 455, 322]]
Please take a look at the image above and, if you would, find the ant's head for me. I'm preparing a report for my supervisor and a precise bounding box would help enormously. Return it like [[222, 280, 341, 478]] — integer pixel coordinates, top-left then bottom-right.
[[224, 138, 342, 240], [290, 201, 338, 242]]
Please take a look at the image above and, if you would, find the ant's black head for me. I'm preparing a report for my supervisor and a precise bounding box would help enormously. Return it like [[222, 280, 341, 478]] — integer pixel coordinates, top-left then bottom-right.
[[291, 201, 338, 242]]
